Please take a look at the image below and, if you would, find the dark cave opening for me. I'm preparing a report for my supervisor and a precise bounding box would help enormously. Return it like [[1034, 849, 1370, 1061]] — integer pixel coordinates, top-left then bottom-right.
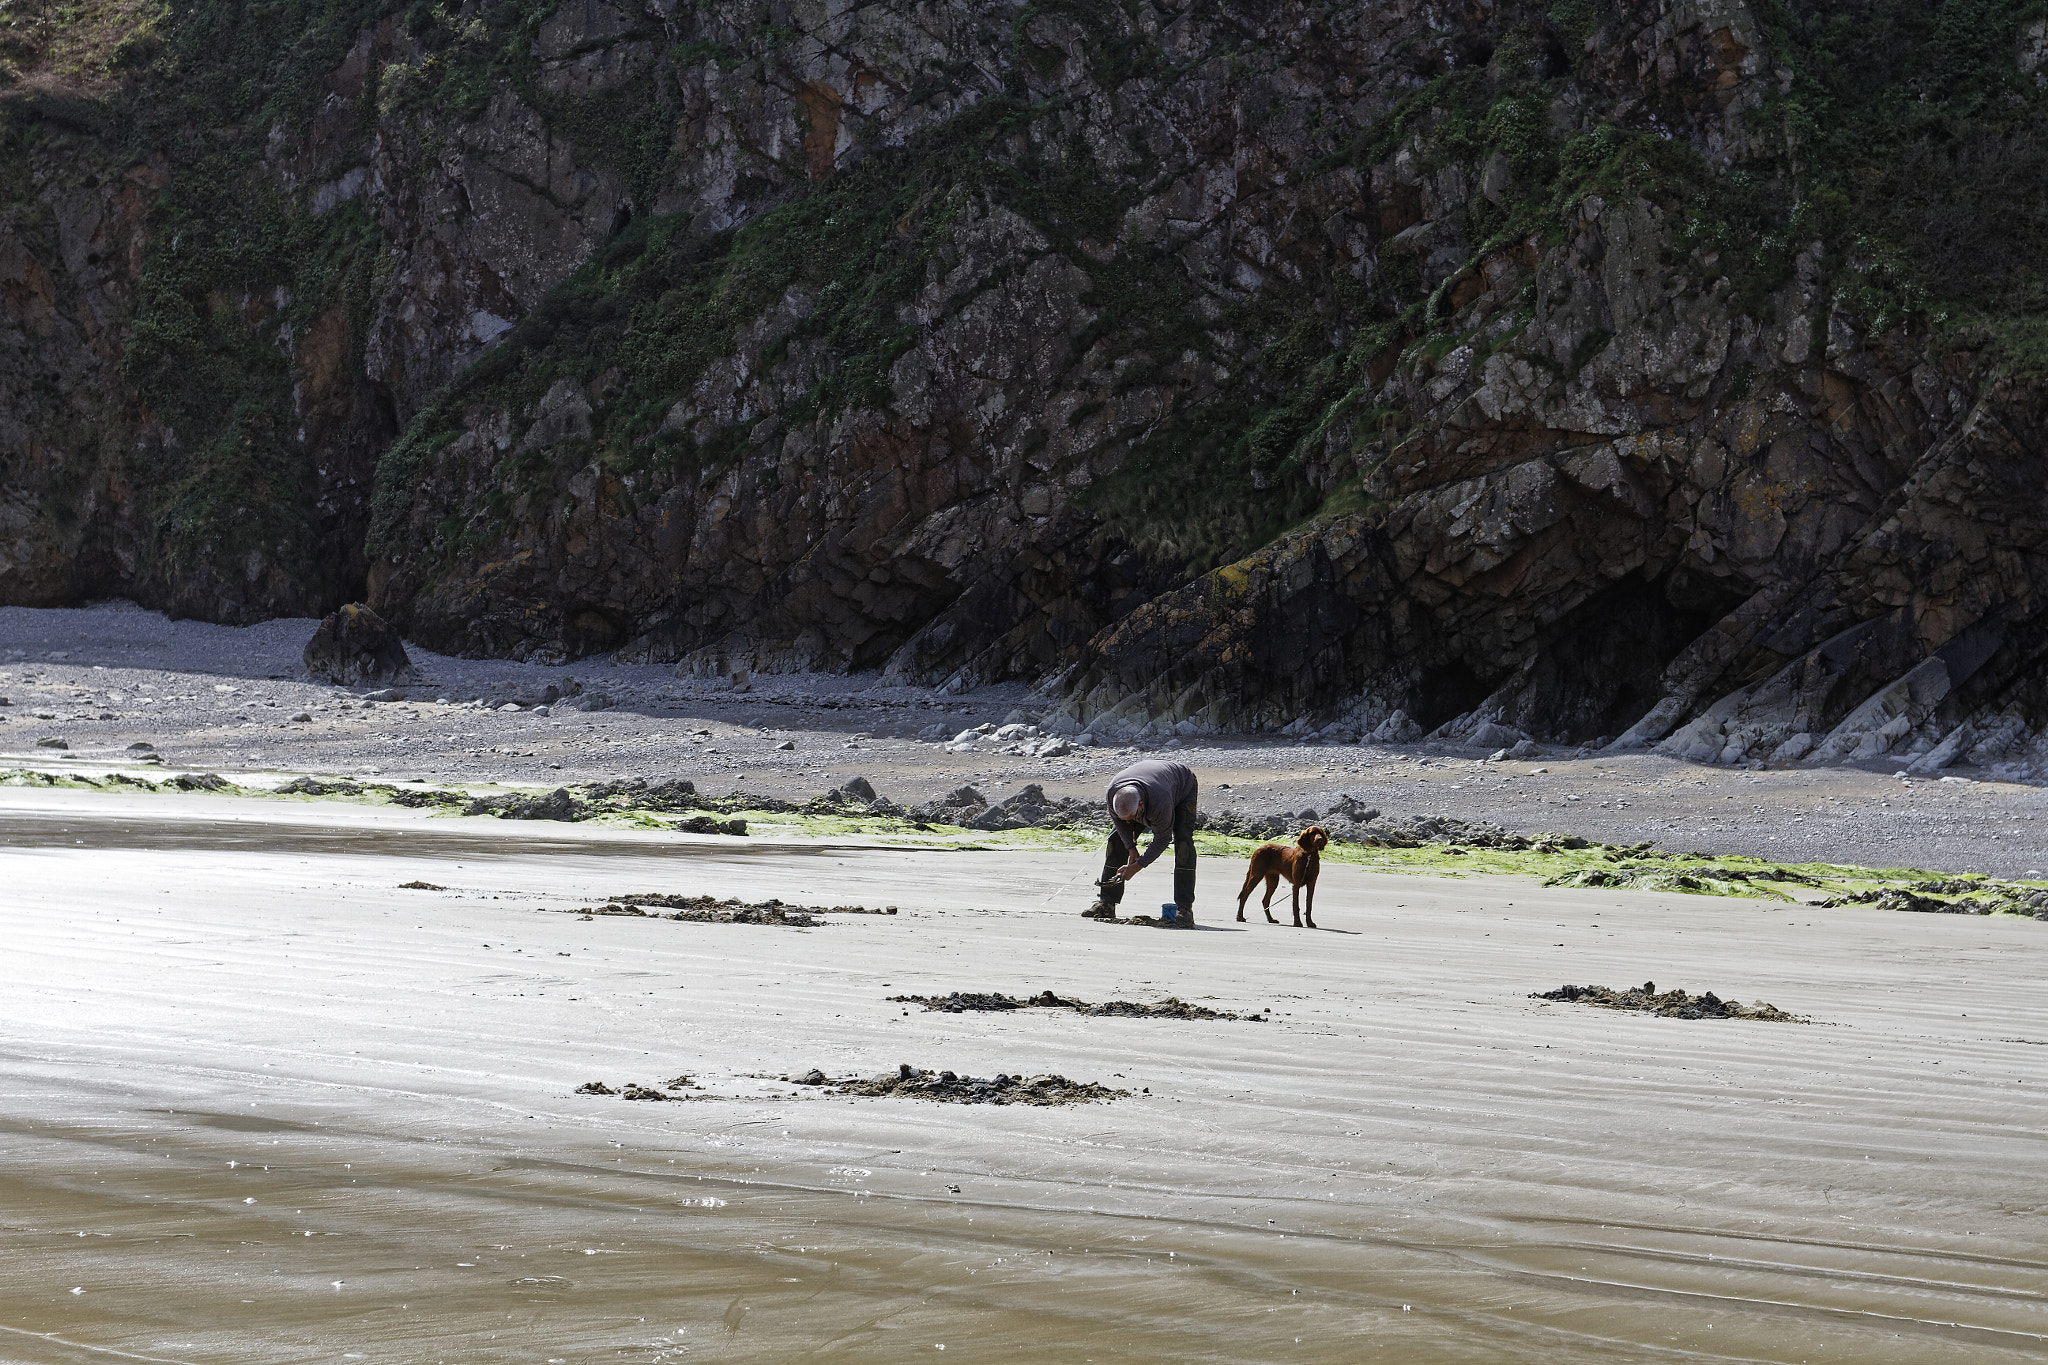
[[1414, 657, 1494, 732], [1538, 572, 1744, 741]]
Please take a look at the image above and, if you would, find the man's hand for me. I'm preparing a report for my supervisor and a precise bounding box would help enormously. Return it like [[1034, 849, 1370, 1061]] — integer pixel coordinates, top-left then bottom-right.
[[1118, 858, 1142, 881]]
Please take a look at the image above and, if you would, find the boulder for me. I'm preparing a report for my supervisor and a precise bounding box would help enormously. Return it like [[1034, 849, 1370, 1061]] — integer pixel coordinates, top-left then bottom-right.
[[1368, 711, 1423, 744], [966, 804, 1032, 831], [677, 815, 748, 835], [465, 787, 585, 820], [963, 783, 1098, 831], [1329, 795, 1380, 825], [906, 784, 987, 823], [1907, 724, 1973, 774], [1467, 721, 1528, 750], [303, 604, 411, 685], [1769, 733, 1815, 763]]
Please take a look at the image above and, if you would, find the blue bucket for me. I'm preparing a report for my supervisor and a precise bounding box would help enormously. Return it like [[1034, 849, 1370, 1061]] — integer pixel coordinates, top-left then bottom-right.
[[1160, 903, 1177, 922]]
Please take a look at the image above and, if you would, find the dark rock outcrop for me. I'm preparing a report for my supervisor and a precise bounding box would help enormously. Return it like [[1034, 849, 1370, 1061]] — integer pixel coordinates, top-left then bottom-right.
[[4, 0, 2046, 777], [904, 784, 987, 824], [302, 604, 411, 685], [961, 782, 1099, 832]]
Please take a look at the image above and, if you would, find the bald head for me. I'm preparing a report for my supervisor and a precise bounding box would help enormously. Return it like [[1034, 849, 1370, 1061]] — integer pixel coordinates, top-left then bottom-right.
[[1111, 786, 1143, 820]]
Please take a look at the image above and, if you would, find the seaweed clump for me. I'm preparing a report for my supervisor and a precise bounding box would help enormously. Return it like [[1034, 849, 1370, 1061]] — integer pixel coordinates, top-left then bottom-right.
[[575, 897, 821, 926], [799, 1062, 1127, 1105], [574, 893, 896, 925], [1532, 981, 1804, 1022], [577, 1075, 702, 1100], [889, 989, 1260, 1020]]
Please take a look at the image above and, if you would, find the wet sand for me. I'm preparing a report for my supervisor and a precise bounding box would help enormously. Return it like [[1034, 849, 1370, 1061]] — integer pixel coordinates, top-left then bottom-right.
[[5, 788, 2046, 1362]]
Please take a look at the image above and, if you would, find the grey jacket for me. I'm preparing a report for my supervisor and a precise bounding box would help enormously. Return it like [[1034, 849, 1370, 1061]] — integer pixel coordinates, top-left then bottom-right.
[[1106, 759, 1198, 868]]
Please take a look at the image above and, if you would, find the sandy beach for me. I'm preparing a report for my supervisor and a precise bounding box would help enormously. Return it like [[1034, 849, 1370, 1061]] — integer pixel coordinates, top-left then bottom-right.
[[4, 603, 2048, 1361], [8, 0, 2045, 1347], [5, 782, 2047, 1362]]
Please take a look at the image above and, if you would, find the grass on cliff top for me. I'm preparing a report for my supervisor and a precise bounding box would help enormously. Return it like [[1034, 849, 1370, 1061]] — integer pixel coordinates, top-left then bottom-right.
[[0, 0, 167, 86], [7, 766, 2043, 917]]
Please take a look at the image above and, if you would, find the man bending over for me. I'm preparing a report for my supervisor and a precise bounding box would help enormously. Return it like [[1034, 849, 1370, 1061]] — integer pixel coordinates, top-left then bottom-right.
[[1083, 758, 1199, 926]]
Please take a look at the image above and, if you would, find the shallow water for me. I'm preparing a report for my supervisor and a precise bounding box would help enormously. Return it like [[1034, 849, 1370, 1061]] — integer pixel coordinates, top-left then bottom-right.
[[10, 1054, 2045, 1365], [0, 809, 858, 860]]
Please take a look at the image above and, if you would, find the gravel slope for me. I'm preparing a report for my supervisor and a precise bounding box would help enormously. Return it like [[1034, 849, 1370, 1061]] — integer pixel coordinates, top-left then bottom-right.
[[4, 601, 2045, 876]]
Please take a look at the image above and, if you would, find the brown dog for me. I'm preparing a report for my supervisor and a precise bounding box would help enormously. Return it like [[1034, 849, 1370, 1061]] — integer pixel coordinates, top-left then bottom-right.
[[1237, 826, 1329, 927]]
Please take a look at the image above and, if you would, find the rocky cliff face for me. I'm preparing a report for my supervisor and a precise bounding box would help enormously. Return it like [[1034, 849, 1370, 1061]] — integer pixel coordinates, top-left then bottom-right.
[[3, 0, 2046, 774]]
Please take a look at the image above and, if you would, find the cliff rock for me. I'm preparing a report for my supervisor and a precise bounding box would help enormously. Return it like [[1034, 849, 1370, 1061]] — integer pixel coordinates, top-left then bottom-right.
[[3, 0, 2045, 774]]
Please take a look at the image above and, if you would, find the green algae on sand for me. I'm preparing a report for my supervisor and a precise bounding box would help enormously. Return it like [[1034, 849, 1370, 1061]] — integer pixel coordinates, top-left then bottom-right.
[[9, 766, 2048, 920]]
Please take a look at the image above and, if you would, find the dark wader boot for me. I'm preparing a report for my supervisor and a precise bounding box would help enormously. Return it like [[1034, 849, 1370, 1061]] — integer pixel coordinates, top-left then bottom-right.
[[1085, 831, 1127, 917], [1171, 797, 1197, 926]]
